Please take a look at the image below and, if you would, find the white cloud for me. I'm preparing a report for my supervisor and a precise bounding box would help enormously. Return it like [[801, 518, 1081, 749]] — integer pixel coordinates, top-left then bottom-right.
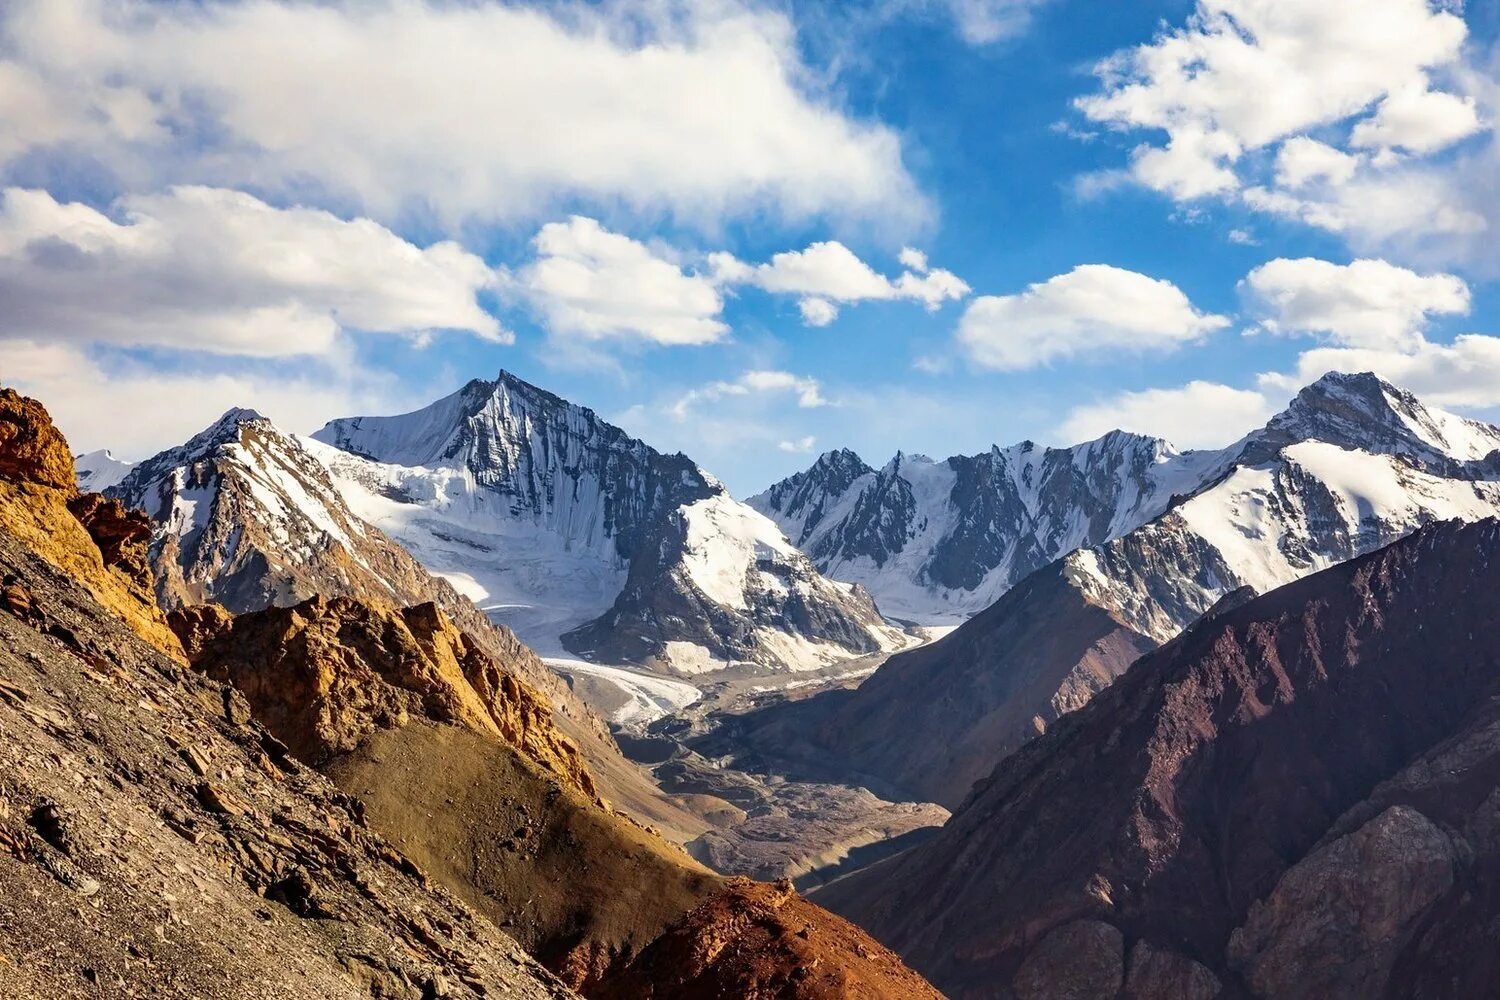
[[669, 369, 829, 419], [799, 297, 840, 327], [0, 0, 923, 230], [1350, 76, 1483, 155], [1243, 257, 1471, 350], [1227, 228, 1258, 246], [956, 264, 1229, 370], [711, 240, 969, 325], [898, 246, 929, 271], [1274, 138, 1361, 189], [1241, 166, 1488, 249], [1059, 380, 1275, 449], [4, 340, 425, 459], [1077, 0, 1472, 199], [517, 217, 726, 347], [939, 0, 1051, 44], [0, 186, 503, 356], [1073, 0, 1494, 257], [778, 435, 818, 453]]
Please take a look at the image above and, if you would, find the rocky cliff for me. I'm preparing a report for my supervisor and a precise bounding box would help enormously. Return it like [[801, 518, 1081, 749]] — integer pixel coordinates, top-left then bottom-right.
[[818, 517, 1500, 999]]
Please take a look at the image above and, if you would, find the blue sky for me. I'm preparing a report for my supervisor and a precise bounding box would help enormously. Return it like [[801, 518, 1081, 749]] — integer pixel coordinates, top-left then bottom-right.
[[3, 0, 1498, 495]]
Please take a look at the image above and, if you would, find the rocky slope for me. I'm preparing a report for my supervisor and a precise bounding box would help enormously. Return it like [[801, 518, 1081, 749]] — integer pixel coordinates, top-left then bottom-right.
[[818, 517, 1500, 999], [0, 389, 181, 657], [0, 406, 575, 997], [746, 372, 1500, 807], [724, 560, 1159, 808], [597, 879, 942, 1000], [0, 386, 939, 999], [310, 371, 907, 675], [108, 407, 706, 842], [175, 593, 940, 996]]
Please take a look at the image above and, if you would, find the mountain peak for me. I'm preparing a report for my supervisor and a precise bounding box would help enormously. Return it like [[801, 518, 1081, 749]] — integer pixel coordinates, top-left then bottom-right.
[[1256, 370, 1500, 465]]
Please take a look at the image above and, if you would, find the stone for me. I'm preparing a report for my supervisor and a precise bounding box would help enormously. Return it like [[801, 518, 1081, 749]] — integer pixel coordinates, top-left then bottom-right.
[[1124, 941, 1220, 1000], [1228, 805, 1457, 999], [1012, 920, 1125, 1000]]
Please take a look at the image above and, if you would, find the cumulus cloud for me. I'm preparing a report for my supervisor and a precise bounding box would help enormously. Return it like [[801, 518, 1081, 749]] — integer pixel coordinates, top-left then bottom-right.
[[0, 0, 922, 230], [516, 217, 726, 347], [0, 186, 503, 356], [1243, 257, 1471, 351], [711, 241, 969, 326], [799, 298, 840, 327], [5, 339, 425, 459], [1073, 0, 1492, 256], [1077, 0, 1473, 194], [956, 264, 1229, 370], [778, 435, 818, 453], [1058, 380, 1276, 449], [669, 369, 829, 419]]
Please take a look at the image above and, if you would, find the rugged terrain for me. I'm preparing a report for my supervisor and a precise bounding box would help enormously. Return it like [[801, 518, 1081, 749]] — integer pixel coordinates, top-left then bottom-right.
[[1, 386, 942, 998], [310, 371, 906, 675], [819, 517, 1500, 999], [0, 392, 575, 999], [108, 406, 708, 843], [758, 371, 1500, 627], [742, 372, 1500, 807]]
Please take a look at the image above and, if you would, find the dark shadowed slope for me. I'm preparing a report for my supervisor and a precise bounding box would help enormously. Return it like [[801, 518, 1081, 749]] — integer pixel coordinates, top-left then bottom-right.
[[820, 517, 1500, 999]]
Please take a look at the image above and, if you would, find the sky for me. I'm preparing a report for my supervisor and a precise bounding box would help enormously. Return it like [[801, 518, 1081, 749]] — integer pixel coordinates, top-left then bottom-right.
[[2, 0, 1499, 496]]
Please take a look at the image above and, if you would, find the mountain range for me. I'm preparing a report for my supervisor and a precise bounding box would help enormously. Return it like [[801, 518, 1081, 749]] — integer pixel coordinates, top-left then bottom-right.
[[730, 371, 1500, 807], [308, 372, 908, 676], [817, 516, 1500, 999]]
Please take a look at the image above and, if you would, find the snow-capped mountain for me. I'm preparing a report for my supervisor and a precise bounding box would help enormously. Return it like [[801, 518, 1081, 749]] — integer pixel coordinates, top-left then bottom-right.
[[1071, 370, 1500, 641], [310, 371, 908, 675], [75, 448, 135, 492], [753, 433, 1219, 622], [751, 372, 1500, 808], [756, 371, 1500, 627], [106, 408, 549, 671]]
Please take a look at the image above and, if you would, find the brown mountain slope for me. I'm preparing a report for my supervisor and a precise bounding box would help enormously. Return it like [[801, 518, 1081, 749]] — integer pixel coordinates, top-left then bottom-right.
[[597, 879, 943, 1000], [819, 517, 1500, 999], [178, 595, 937, 997], [722, 559, 1156, 809], [0, 522, 572, 998], [0, 388, 181, 657], [114, 407, 708, 844]]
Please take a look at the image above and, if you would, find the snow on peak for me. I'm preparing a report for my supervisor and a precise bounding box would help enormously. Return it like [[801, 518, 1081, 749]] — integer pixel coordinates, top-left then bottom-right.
[[75, 449, 135, 493], [1254, 370, 1500, 465]]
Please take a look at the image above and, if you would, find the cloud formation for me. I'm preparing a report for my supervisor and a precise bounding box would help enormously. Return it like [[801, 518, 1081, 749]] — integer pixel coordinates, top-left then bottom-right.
[[957, 264, 1229, 370], [669, 370, 829, 419], [1059, 380, 1275, 449], [1243, 257, 1471, 351], [0, 0, 922, 231], [712, 240, 969, 325], [0, 186, 503, 356], [516, 217, 726, 347], [5, 339, 424, 459], [1075, 0, 1492, 257]]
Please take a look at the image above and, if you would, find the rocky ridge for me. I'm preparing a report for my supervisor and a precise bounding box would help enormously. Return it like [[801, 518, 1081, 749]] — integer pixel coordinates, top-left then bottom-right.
[[310, 371, 907, 675], [108, 406, 706, 842], [750, 372, 1500, 807], [817, 517, 1500, 999]]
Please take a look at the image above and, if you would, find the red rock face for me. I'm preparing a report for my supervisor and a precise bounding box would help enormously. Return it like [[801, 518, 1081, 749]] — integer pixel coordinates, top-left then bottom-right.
[[819, 518, 1500, 999], [0, 388, 76, 493]]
